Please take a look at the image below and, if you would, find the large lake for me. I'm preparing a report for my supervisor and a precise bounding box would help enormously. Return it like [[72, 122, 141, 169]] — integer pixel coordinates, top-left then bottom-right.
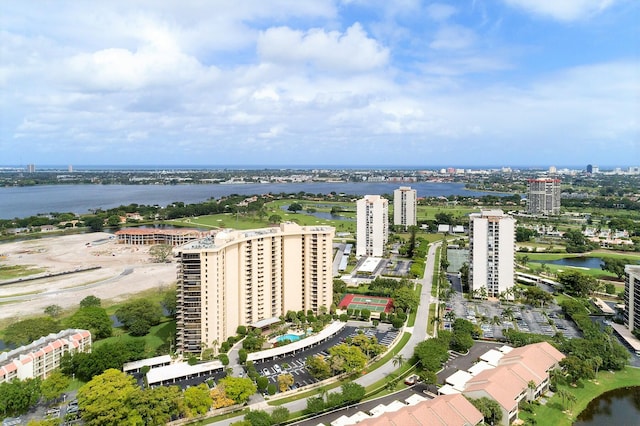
[[0, 182, 501, 219], [574, 386, 640, 425]]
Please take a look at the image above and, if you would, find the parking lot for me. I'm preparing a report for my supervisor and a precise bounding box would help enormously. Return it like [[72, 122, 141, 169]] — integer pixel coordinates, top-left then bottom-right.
[[444, 290, 582, 341], [251, 324, 400, 392]]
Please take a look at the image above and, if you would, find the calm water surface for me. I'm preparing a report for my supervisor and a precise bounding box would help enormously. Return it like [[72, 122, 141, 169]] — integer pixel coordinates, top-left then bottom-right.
[[574, 386, 640, 425], [0, 182, 500, 219]]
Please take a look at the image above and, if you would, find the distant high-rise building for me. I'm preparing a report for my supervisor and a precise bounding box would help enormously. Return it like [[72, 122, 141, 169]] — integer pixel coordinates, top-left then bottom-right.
[[624, 265, 640, 333], [68, 165, 73, 173], [469, 210, 515, 298], [548, 165, 557, 174], [174, 223, 334, 355], [27, 164, 35, 173], [356, 195, 388, 257], [586, 164, 593, 174], [393, 186, 417, 229], [592, 165, 599, 174], [527, 178, 561, 215]]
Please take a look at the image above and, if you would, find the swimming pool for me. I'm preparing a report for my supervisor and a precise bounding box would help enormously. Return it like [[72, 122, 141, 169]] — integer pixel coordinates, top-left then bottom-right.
[[276, 333, 301, 343]]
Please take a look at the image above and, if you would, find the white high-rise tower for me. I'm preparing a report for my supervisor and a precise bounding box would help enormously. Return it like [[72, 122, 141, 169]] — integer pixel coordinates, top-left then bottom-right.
[[469, 210, 515, 298], [356, 195, 388, 257], [393, 186, 417, 229]]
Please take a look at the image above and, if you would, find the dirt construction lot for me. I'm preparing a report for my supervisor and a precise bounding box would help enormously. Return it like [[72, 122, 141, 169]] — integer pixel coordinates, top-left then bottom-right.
[[0, 233, 176, 322]]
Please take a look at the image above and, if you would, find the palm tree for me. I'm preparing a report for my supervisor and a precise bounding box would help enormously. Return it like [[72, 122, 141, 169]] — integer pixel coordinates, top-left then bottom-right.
[[392, 354, 405, 368], [502, 307, 515, 321], [528, 380, 537, 398], [592, 356, 603, 378], [556, 388, 571, 410], [491, 315, 502, 326]]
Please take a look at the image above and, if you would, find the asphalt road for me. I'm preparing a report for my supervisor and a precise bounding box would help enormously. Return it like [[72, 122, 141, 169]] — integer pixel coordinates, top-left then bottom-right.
[[205, 241, 441, 426]]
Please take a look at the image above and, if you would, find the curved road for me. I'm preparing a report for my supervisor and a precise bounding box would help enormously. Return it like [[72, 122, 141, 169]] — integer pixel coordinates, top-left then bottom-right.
[[206, 241, 441, 426]]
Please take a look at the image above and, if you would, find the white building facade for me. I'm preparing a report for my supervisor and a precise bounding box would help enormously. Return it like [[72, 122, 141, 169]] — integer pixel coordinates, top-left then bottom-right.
[[175, 223, 335, 355], [356, 195, 388, 257], [0, 329, 91, 383], [527, 178, 561, 215], [624, 265, 640, 332], [393, 186, 417, 229], [469, 210, 515, 298]]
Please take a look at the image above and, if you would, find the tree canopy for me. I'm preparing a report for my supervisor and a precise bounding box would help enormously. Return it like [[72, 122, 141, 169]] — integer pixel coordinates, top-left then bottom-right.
[[219, 377, 257, 404], [77, 369, 141, 426], [557, 270, 598, 297], [115, 299, 163, 336], [4, 317, 62, 346], [65, 306, 112, 339]]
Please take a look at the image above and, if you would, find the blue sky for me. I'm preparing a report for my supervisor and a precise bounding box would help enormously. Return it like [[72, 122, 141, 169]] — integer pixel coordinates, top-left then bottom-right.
[[1, 0, 638, 167]]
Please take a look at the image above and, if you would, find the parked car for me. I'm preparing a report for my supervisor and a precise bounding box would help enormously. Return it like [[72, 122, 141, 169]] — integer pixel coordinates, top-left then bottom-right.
[[404, 374, 419, 385]]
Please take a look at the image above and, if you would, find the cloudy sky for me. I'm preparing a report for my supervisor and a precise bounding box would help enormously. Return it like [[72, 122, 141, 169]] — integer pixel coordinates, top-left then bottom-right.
[[1, 0, 638, 167]]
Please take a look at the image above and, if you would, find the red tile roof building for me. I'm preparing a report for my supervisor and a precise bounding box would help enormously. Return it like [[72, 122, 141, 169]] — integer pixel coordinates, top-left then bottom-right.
[[462, 342, 565, 425], [0, 329, 91, 383], [358, 394, 483, 426]]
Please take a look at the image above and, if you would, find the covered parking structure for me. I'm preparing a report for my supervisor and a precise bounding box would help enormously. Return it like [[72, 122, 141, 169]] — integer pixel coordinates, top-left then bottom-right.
[[146, 360, 224, 387], [247, 321, 346, 363]]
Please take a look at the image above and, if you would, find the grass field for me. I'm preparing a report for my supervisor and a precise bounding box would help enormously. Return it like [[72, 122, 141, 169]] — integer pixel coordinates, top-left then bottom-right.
[[93, 320, 176, 356], [521, 367, 640, 425], [0, 264, 46, 280]]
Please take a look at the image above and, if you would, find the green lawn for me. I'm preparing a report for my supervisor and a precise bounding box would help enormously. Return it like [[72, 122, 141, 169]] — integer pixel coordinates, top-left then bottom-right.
[[521, 367, 640, 425], [93, 320, 176, 356], [0, 264, 46, 280]]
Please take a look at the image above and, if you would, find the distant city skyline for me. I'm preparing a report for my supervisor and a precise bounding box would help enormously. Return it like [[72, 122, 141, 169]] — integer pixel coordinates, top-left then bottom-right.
[[1, 1, 638, 166]]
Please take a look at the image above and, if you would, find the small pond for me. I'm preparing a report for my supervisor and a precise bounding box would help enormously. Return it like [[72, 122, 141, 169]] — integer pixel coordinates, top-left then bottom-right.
[[280, 205, 354, 221], [531, 257, 606, 269], [574, 386, 640, 425]]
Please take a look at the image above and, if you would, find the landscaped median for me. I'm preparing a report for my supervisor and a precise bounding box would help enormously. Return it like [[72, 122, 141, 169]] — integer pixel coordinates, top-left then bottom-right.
[[520, 366, 640, 425]]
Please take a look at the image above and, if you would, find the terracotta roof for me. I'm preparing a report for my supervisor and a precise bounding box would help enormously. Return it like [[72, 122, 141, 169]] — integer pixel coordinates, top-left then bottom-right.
[[464, 367, 525, 412], [358, 394, 483, 426], [499, 342, 565, 377]]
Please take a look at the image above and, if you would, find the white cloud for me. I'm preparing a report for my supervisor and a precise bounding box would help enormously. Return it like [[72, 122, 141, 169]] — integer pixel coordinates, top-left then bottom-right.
[[426, 3, 458, 21], [257, 23, 390, 72], [502, 0, 617, 21], [429, 25, 476, 50]]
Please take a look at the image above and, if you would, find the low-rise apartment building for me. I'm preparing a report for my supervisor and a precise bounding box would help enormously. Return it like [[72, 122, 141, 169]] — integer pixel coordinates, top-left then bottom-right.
[[0, 329, 91, 383]]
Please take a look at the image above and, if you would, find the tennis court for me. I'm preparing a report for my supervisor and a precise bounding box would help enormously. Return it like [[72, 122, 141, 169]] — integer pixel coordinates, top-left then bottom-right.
[[338, 293, 393, 313]]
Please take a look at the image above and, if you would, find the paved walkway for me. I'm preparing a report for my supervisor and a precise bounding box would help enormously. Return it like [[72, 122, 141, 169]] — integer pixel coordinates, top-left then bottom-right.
[[205, 241, 441, 426]]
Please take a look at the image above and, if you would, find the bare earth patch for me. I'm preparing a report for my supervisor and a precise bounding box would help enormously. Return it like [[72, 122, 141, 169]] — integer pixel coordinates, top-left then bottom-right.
[[0, 233, 176, 321]]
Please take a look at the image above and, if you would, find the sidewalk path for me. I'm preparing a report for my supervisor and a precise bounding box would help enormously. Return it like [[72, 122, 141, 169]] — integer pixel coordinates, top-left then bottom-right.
[[205, 241, 441, 426]]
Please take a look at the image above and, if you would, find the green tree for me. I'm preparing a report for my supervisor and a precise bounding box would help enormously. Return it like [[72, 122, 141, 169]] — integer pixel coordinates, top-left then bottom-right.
[[305, 355, 332, 380], [304, 397, 326, 415], [83, 216, 104, 232], [340, 382, 365, 404], [467, 396, 503, 424], [516, 227, 536, 242], [115, 299, 163, 336], [4, 317, 62, 346], [77, 369, 141, 426], [0, 378, 41, 417], [557, 270, 598, 297], [244, 410, 272, 426], [161, 289, 177, 318], [184, 383, 212, 416], [563, 229, 593, 253], [130, 385, 185, 425], [149, 244, 173, 263], [40, 370, 70, 402], [66, 306, 112, 339], [601, 257, 630, 280], [287, 203, 303, 213], [392, 353, 405, 368], [44, 305, 62, 318], [270, 406, 289, 425], [328, 344, 367, 374], [79, 295, 102, 308], [391, 286, 419, 312], [268, 214, 282, 224], [219, 377, 257, 404]]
